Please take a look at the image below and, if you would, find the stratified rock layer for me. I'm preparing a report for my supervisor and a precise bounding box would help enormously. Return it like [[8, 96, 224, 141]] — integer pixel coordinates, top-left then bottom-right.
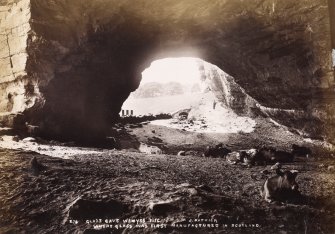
[[0, 0, 334, 141], [0, 1, 39, 117]]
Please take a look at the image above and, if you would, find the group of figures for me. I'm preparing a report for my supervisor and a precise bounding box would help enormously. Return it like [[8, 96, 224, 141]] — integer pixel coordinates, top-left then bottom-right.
[[137, 140, 310, 204], [203, 143, 310, 165], [203, 143, 311, 203]]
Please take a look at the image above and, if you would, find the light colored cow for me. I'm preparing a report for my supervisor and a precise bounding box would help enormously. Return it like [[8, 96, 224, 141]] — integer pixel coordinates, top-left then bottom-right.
[[139, 143, 163, 155]]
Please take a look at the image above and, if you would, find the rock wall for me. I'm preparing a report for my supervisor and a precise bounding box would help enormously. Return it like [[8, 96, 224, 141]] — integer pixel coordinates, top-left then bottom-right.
[[0, 0, 333, 141], [198, 61, 324, 139], [199, 61, 259, 116], [0, 0, 42, 126], [329, 0, 335, 49]]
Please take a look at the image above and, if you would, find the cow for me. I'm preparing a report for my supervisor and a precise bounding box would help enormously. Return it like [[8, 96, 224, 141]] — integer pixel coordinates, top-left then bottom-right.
[[292, 144, 312, 158], [250, 147, 276, 165], [253, 147, 294, 165], [273, 150, 294, 163], [226, 151, 246, 164], [242, 149, 258, 166], [261, 169, 300, 203], [225, 149, 257, 165], [203, 143, 231, 158], [139, 143, 163, 154]]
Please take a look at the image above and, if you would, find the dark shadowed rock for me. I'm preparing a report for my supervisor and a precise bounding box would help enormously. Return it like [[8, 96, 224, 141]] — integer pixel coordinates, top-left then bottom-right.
[[197, 212, 209, 219], [69, 199, 126, 220], [30, 156, 47, 174], [197, 184, 214, 193], [12, 136, 20, 142]]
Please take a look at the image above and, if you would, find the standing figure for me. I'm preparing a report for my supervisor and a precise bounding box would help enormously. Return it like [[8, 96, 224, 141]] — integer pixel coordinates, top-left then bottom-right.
[[213, 100, 217, 110]]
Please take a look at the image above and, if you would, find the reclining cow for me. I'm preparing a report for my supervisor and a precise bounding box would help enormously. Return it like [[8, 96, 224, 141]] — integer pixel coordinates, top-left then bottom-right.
[[139, 143, 163, 154], [261, 169, 300, 203], [226, 151, 246, 164], [203, 143, 231, 158], [226, 149, 257, 165], [250, 147, 294, 165]]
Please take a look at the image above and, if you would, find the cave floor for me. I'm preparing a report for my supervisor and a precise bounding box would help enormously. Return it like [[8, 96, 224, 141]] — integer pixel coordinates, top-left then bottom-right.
[[0, 116, 334, 233], [124, 117, 331, 155], [0, 146, 334, 234]]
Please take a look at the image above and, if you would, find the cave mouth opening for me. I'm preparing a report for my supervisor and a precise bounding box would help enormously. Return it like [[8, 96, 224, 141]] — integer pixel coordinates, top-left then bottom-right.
[[120, 57, 257, 134], [121, 57, 205, 117]]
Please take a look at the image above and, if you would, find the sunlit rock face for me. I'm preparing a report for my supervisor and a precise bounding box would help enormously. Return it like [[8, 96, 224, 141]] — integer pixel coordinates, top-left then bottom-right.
[[0, 0, 41, 127], [0, 0, 333, 141], [198, 61, 259, 117]]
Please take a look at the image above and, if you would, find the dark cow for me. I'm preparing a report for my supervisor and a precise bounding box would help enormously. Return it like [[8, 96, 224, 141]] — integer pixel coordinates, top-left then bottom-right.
[[261, 169, 300, 203], [252, 147, 276, 165], [241, 149, 258, 166], [273, 150, 294, 163], [203, 143, 231, 158], [292, 144, 312, 157], [254, 147, 294, 165]]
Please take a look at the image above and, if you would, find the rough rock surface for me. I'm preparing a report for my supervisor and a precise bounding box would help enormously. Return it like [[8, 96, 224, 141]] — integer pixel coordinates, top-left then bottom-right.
[[0, 0, 40, 122], [1, 148, 335, 233], [0, 0, 333, 140]]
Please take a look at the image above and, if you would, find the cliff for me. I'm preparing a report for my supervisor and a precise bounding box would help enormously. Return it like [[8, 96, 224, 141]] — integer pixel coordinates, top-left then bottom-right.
[[0, 0, 333, 141]]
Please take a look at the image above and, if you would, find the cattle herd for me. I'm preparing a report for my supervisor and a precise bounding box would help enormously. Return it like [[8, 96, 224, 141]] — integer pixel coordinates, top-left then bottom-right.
[[138, 141, 311, 203], [202, 143, 311, 203], [203, 143, 311, 165]]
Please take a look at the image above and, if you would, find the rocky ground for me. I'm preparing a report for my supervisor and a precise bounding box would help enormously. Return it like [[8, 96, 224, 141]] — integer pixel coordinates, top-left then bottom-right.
[[0, 148, 335, 234], [0, 117, 335, 234]]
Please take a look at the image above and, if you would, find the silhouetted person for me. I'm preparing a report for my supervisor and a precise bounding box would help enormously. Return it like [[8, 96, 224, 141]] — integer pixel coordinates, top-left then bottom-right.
[[213, 100, 217, 109]]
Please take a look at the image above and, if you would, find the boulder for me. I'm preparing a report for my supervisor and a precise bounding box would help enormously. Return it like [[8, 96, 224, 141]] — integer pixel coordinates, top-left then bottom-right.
[[148, 199, 178, 215], [177, 151, 186, 156]]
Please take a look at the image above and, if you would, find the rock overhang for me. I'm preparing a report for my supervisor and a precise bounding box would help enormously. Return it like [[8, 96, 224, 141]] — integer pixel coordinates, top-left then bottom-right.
[[0, 0, 334, 141]]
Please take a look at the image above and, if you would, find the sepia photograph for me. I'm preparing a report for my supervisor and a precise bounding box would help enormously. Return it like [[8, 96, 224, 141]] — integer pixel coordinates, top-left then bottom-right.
[[0, 0, 335, 233]]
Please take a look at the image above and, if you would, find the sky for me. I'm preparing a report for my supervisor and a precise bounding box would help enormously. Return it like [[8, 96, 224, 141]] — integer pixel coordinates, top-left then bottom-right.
[[141, 57, 202, 84]]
